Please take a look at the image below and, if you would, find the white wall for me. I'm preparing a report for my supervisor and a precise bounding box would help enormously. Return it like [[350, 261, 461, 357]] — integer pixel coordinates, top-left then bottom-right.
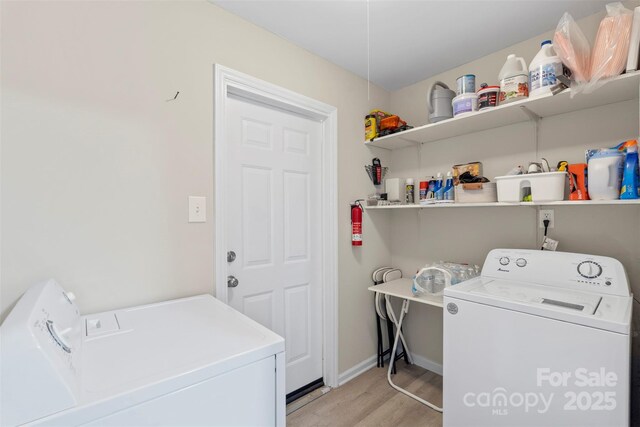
[[384, 2, 640, 415], [2, 0, 639, 389], [0, 0, 392, 374], [384, 103, 639, 364]]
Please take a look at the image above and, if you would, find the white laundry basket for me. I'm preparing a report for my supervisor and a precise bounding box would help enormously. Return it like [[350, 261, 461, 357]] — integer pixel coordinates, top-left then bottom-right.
[[495, 172, 566, 202]]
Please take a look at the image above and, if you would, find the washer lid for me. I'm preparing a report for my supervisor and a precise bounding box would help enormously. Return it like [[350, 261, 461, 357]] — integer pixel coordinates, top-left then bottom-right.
[[445, 277, 632, 334], [80, 295, 284, 403], [470, 279, 602, 314]]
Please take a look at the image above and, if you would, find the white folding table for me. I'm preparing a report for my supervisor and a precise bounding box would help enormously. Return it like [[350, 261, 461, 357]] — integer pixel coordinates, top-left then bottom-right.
[[368, 278, 443, 412]]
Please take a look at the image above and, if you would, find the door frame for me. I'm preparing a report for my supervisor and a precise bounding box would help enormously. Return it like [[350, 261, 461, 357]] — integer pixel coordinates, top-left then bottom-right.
[[213, 65, 339, 388]]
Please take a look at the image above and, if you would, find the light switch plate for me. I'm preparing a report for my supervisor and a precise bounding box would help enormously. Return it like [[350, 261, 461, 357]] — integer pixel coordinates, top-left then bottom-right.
[[188, 196, 206, 223]]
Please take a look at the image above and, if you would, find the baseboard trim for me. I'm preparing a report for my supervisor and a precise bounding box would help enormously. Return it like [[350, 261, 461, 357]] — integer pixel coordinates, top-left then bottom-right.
[[337, 355, 377, 386], [337, 353, 442, 387], [410, 353, 443, 375]]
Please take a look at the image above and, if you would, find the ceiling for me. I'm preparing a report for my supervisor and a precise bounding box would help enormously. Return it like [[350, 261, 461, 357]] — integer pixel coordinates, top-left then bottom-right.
[[213, 0, 609, 91]]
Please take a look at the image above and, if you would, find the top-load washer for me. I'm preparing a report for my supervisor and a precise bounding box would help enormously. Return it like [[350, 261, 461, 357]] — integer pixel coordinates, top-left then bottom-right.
[[1, 280, 285, 426], [444, 248, 632, 427]]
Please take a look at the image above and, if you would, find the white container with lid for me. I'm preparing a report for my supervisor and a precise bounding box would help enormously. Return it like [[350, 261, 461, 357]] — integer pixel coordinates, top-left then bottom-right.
[[499, 54, 529, 104], [529, 40, 563, 98], [477, 85, 500, 110], [452, 93, 478, 117]]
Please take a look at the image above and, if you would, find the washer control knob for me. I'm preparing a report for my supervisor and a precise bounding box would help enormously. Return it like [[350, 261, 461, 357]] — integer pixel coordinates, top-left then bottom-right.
[[577, 261, 602, 279], [499, 257, 510, 266], [516, 258, 527, 267], [46, 320, 72, 353]]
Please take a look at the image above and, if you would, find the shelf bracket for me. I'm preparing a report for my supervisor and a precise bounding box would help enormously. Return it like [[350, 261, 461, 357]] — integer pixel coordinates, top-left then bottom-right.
[[520, 105, 541, 158], [519, 105, 540, 123]]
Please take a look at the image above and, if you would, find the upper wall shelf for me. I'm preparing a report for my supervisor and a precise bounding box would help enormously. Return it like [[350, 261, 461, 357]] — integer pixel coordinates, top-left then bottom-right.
[[365, 72, 640, 150], [365, 199, 640, 210]]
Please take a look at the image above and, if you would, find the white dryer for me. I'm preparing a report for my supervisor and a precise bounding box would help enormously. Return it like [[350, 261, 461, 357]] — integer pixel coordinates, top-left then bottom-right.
[[444, 249, 632, 427], [1, 280, 285, 426]]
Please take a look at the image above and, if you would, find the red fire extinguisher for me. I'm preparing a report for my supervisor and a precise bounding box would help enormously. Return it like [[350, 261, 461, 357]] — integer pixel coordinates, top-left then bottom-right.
[[351, 200, 364, 246]]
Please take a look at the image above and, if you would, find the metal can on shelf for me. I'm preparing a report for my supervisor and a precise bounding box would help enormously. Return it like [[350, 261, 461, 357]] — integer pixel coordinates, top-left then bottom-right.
[[419, 180, 428, 201], [456, 74, 476, 96]]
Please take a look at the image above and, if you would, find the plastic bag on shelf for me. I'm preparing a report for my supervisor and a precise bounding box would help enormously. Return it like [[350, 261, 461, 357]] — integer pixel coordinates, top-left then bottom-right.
[[411, 262, 480, 296], [553, 12, 591, 92], [586, 2, 633, 93]]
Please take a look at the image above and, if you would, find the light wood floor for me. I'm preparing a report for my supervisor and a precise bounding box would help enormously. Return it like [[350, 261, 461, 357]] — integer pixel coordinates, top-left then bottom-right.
[[287, 362, 443, 427]]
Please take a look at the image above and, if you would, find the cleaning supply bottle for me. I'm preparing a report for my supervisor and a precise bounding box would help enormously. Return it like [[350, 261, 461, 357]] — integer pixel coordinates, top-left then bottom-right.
[[499, 54, 529, 104], [620, 144, 639, 199], [419, 179, 429, 201], [405, 178, 415, 204], [424, 177, 436, 204], [568, 163, 589, 200], [442, 171, 455, 202], [529, 40, 563, 98], [434, 173, 444, 201]]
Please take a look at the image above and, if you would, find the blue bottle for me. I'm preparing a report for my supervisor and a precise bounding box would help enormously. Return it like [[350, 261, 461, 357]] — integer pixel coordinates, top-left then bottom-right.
[[434, 173, 444, 200], [620, 145, 639, 199], [427, 178, 436, 199], [443, 171, 455, 202]]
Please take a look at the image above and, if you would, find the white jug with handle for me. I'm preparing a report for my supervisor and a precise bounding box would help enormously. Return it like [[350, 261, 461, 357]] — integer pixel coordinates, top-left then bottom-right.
[[499, 54, 529, 104], [588, 150, 625, 200]]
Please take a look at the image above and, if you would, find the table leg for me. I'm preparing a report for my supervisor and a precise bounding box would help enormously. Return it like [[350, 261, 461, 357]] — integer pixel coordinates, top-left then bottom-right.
[[384, 296, 443, 413], [384, 296, 412, 364]]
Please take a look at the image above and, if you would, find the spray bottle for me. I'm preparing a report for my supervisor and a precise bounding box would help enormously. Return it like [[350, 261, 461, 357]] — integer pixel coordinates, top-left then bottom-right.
[[405, 178, 415, 204], [424, 177, 436, 204], [434, 173, 444, 201], [442, 171, 455, 203]]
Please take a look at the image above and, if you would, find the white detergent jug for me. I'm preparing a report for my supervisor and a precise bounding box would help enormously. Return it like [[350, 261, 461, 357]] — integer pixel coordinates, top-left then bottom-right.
[[499, 54, 529, 104], [588, 150, 625, 200], [529, 40, 563, 97]]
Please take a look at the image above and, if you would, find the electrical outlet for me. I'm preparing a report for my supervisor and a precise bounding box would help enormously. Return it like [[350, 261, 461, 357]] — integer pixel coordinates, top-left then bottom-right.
[[539, 209, 554, 228]]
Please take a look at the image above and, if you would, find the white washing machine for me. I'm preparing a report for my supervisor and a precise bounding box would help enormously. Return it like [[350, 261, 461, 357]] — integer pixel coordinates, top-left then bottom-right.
[[1, 280, 286, 426], [444, 248, 632, 427]]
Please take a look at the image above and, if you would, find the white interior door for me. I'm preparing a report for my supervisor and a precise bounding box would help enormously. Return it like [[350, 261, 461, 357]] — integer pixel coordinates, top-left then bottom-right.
[[225, 93, 323, 394]]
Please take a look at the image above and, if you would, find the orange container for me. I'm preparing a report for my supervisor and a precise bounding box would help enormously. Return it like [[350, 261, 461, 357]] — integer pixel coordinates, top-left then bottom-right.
[[568, 163, 589, 200], [379, 115, 401, 130]]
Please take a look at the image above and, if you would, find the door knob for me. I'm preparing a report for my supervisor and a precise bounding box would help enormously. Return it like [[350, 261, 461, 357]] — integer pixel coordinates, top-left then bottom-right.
[[227, 275, 239, 288], [227, 251, 236, 263]]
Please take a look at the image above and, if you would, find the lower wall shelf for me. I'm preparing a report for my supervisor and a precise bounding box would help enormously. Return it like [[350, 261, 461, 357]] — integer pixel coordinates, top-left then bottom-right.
[[365, 200, 640, 210]]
